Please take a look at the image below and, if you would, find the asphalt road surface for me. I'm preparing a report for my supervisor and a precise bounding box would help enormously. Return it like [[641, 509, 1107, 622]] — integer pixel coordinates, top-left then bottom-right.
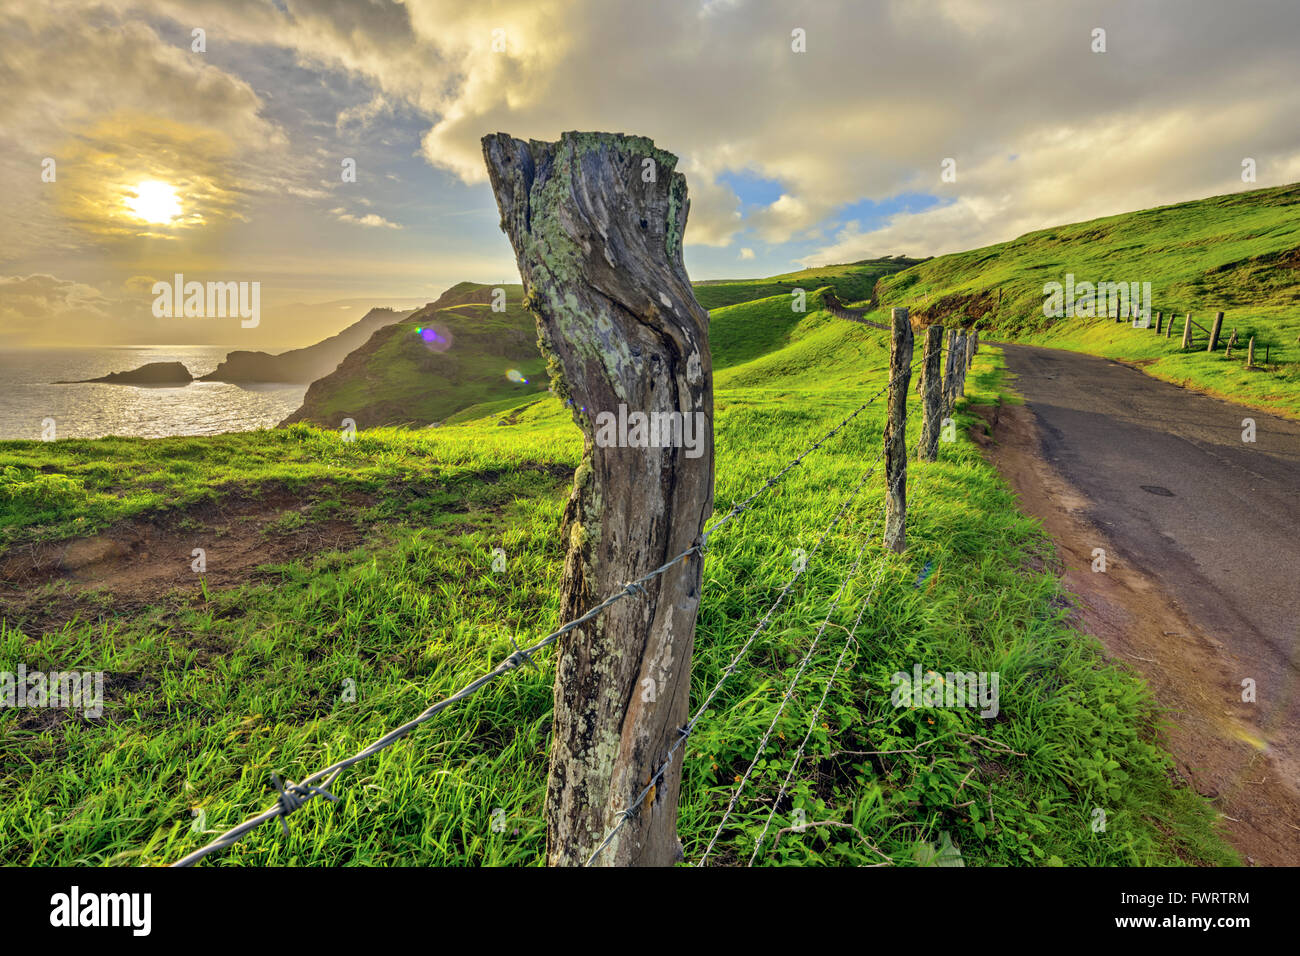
[[998, 344, 1300, 778]]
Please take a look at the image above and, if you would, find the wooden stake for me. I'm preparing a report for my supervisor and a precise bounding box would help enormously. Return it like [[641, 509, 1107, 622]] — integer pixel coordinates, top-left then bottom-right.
[[1207, 311, 1224, 352], [884, 307, 913, 552], [918, 325, 944, 462]]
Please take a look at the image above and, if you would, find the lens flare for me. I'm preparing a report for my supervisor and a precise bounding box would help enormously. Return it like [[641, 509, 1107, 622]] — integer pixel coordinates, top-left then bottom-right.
[[416, 324, 452, 352]]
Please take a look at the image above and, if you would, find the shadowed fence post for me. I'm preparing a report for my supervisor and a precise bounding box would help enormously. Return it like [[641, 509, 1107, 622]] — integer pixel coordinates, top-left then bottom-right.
[[1166, 312, 1175, 339], [943, 329, 958, 412], [1181, 313, 1193, 349], [954, 333, 968, 397], [1208, 311, 1224, 352], [883, 307, 913, 552], [482, 131, 714, 867], [918, 325, 944, 462], [1155, 311, 1163, 334]]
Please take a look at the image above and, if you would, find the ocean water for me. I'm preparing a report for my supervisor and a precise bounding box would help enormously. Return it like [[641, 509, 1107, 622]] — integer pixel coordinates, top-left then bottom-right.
[[0, 347, 308, 441]]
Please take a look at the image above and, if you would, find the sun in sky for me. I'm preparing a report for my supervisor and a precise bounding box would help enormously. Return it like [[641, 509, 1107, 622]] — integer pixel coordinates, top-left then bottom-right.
[[124, 180, 182, 224]]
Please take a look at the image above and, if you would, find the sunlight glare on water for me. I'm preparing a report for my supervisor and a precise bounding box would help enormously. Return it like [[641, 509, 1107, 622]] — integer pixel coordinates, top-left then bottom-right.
[[0, 347, 308, 440]]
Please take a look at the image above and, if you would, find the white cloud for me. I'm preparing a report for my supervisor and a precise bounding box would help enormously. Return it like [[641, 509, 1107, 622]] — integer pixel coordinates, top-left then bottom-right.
[[336, 211, 403, 229], [4, 0, 1300, 306]]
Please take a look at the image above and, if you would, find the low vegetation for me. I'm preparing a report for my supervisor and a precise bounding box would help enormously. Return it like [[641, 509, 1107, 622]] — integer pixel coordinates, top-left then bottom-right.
[[1, 277, 1235, 865]]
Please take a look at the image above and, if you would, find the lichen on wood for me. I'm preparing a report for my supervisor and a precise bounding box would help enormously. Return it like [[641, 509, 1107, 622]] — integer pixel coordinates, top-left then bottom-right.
[[483, 131, 714, 866]]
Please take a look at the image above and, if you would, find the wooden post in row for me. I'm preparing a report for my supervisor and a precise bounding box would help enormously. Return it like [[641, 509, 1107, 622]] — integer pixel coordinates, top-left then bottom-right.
[[483, 131, 713, 867], [1181, 313, 1193, 349], [946, 330, 967, 413], [942, 330, 958, 412], [1155, 311, 1163, 334], [1207, 311, 1225, 352], [883, 307, 913, 552], [1165, 312, 1175, 339], [954, 333, 969, 398], [971, 330, 979, 355], [1247, 336, 1256, 368], [918, 325, 945, 462]]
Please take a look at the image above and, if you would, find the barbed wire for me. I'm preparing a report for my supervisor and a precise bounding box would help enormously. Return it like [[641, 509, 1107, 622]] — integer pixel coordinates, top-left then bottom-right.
[[697, 500, 885, 865], [699, 359, 916, 541], [747, 513, 897, 865], [169, 362, 904, 867], [584, 450, 887, 865]]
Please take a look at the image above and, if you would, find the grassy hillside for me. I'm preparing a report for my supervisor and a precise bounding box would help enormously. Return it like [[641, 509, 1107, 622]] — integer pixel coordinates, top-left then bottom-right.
[[1, 279, 1234, 866], [875, 182, 1300, 417], [693, 257, 923, 311], [283, 282, 548, 428]]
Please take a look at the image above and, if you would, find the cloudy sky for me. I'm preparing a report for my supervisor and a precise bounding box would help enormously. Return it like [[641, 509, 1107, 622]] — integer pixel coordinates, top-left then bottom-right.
[[2, 0, 1298, 348]]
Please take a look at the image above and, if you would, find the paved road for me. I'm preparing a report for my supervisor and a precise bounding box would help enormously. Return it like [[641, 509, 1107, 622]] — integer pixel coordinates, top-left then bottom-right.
[[998, 344, 1300, 771]]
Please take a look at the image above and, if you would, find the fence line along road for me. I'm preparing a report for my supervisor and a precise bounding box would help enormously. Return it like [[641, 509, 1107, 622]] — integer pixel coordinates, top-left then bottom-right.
[[169, 361, 907, 867]]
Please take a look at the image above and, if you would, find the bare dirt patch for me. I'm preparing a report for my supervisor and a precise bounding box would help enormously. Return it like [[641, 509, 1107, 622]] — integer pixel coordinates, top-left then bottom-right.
[[0, 487, 372, 633], [971, 400, 1300, 866]]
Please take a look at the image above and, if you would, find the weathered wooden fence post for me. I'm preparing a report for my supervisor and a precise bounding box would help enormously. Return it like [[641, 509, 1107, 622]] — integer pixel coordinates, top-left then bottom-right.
[[955, 333, 968, 397], [883, 307, 913, 552], [1165, 312, 1175, 339], [1181, 313, 1193, 349], [1207, 311, 1224, 352], [1155, 310, 1163, 334], [482, 131, 713, 867], [951, 330, 961, 413], [918, 325, 944, 462], [1247, 336, 1256, 368]]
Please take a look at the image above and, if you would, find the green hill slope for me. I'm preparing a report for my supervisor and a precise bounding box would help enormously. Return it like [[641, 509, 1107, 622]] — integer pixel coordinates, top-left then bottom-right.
[[282, 282, 548, 428], [874, 182, 1300, 416]]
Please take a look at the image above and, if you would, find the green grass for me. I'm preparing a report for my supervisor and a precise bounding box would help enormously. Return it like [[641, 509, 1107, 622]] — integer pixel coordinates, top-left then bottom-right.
[[876, 182, 1300, 417], [1, 294, 1235, 866]]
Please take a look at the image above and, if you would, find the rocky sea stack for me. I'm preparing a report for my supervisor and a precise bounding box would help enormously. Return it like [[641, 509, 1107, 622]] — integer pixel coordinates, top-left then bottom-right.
[[62, 361, 194, 386]]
